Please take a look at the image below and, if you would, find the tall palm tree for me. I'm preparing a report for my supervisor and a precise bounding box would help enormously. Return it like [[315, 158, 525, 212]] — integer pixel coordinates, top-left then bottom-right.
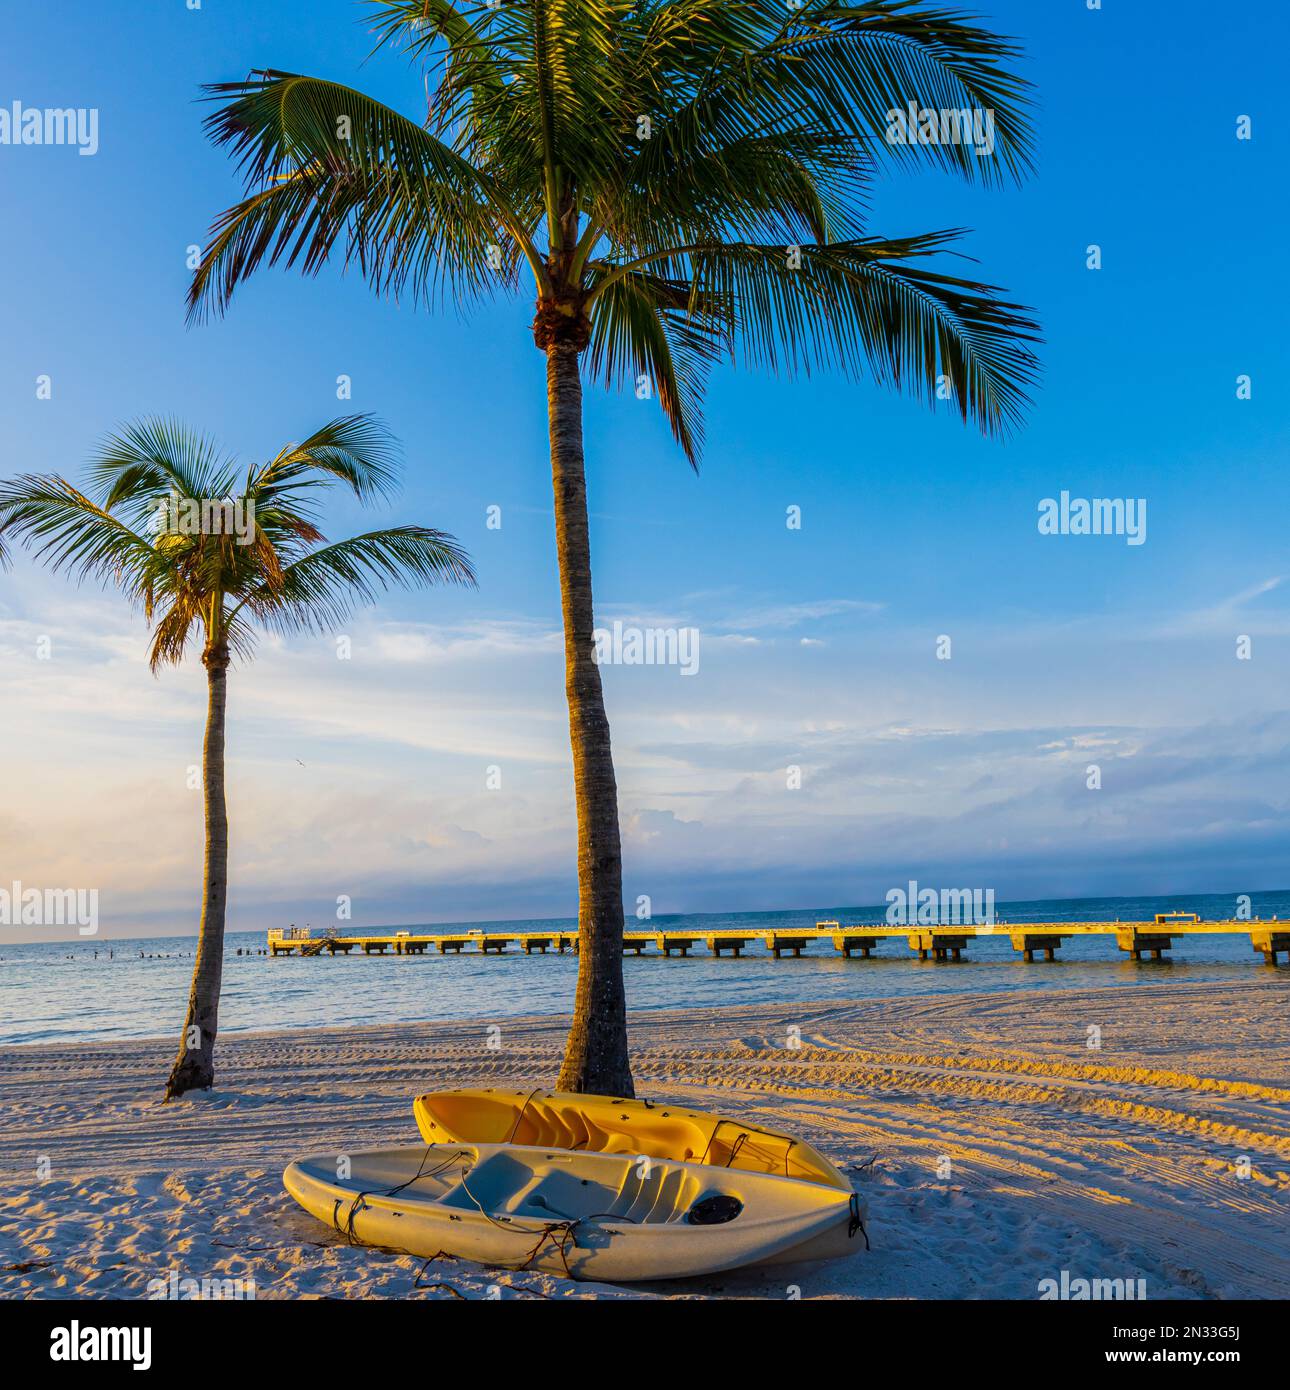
[[0, 416, 474, 1098], [186, 0, 1040, 1095]]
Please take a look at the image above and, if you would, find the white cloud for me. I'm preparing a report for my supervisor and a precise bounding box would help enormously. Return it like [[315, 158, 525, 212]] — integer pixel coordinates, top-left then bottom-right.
[[715, 597, 883, 631], [1163, 575, 1289, 637]]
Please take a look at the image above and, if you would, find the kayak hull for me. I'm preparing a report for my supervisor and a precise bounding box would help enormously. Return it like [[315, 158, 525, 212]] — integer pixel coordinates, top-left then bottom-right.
[[284, 1143, 863, 1282]]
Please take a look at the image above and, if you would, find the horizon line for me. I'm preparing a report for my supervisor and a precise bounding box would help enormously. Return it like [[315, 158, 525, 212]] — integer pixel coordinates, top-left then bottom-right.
[[5, 884, 1288, 947]]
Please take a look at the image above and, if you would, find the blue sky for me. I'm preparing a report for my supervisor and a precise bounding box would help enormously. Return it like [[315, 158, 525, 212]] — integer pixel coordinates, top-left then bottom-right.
[[1, 0, 1288, 939]]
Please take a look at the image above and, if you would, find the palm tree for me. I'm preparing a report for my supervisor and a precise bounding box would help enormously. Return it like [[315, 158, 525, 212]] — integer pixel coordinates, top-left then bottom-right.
[[186, 1, 1040, 1095], [0, 415, 474, 1097]]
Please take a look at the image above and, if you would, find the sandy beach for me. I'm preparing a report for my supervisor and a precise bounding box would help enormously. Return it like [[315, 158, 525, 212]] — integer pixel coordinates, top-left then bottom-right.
[[3, 978, 1288, 1300]]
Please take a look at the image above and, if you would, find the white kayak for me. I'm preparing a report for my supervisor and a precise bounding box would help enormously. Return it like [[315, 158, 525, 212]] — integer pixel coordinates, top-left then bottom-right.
[[283, 1143, 865, 1282]]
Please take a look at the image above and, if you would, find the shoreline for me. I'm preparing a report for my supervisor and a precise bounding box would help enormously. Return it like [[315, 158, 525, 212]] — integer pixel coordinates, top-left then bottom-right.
[[3, 980, 1288, 1299], [6, 922, 1286, 1049]]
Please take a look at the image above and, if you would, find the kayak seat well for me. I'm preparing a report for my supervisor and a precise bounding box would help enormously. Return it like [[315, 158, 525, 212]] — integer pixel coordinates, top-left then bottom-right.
[[438, 1149, 717, 1226], [422, 1092, 710, 1162], [438, 1150, 622, 1222]]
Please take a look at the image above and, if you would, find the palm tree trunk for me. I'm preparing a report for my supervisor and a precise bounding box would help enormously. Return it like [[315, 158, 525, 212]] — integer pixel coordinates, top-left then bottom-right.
[[164, 643, 230, 1099], [546, 342, 634, 1097]]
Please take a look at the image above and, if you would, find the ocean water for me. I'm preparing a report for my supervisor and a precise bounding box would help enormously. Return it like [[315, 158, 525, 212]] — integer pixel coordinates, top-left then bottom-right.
[[1, 891, 1288, 1046]]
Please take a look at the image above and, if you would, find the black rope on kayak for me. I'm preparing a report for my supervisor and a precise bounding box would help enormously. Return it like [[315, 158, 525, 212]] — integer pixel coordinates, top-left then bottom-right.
[[390, 1145, 472, 1198], [848, 1194, 870, 1250], [697, 1117, 799, 1176], [696, 1118, 734, 1166], [514, 1219, 582, 1278], [332, 1146, 473, 1246], [413, 1251, 460, 1289], [507, 1208, 641, 1277], [506, 1087, 545, 1145], [332, 1192, 369, 1244]]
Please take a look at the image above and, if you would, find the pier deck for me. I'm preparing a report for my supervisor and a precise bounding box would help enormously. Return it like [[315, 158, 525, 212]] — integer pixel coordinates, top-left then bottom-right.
[[266, 916, 1288, 965]]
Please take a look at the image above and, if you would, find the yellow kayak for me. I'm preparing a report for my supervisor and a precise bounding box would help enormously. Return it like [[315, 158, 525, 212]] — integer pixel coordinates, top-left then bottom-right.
[[412, 1087, 849, 1191]]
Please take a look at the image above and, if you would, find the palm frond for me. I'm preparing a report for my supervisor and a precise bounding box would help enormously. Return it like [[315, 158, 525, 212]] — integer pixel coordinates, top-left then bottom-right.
[[773, 1, 1035, 185], [233, 526, 477, 635], [586, 268, 725, 465], [696, 232, 1039, 433], [0, 474, 157, 590], [591, 229, 1039, 435], [187, 71, 536, 321], [367, 0, 509, 113], [89, 418, 238, 524], [146, 600, 202, 672], [248, 414, 403, 507]]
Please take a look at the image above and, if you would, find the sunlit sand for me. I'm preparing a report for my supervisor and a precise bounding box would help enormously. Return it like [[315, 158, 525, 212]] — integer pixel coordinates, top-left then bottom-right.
[[3, 979, 1286, 1299]]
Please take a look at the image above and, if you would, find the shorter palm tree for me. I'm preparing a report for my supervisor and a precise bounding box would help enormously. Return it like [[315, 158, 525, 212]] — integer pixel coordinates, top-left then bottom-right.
[[0, 415, 474, 1097]]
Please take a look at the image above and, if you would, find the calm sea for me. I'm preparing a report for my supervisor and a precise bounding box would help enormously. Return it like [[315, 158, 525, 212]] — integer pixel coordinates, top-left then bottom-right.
[[2, 891, 1288, 1045]]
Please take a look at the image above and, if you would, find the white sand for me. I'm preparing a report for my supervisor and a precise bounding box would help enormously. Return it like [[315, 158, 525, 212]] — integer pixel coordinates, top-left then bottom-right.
[[2, 980, 1289, 1299]]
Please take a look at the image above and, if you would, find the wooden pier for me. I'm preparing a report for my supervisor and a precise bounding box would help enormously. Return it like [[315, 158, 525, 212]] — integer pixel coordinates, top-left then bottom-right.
[[267, 914, 1289, 965]]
